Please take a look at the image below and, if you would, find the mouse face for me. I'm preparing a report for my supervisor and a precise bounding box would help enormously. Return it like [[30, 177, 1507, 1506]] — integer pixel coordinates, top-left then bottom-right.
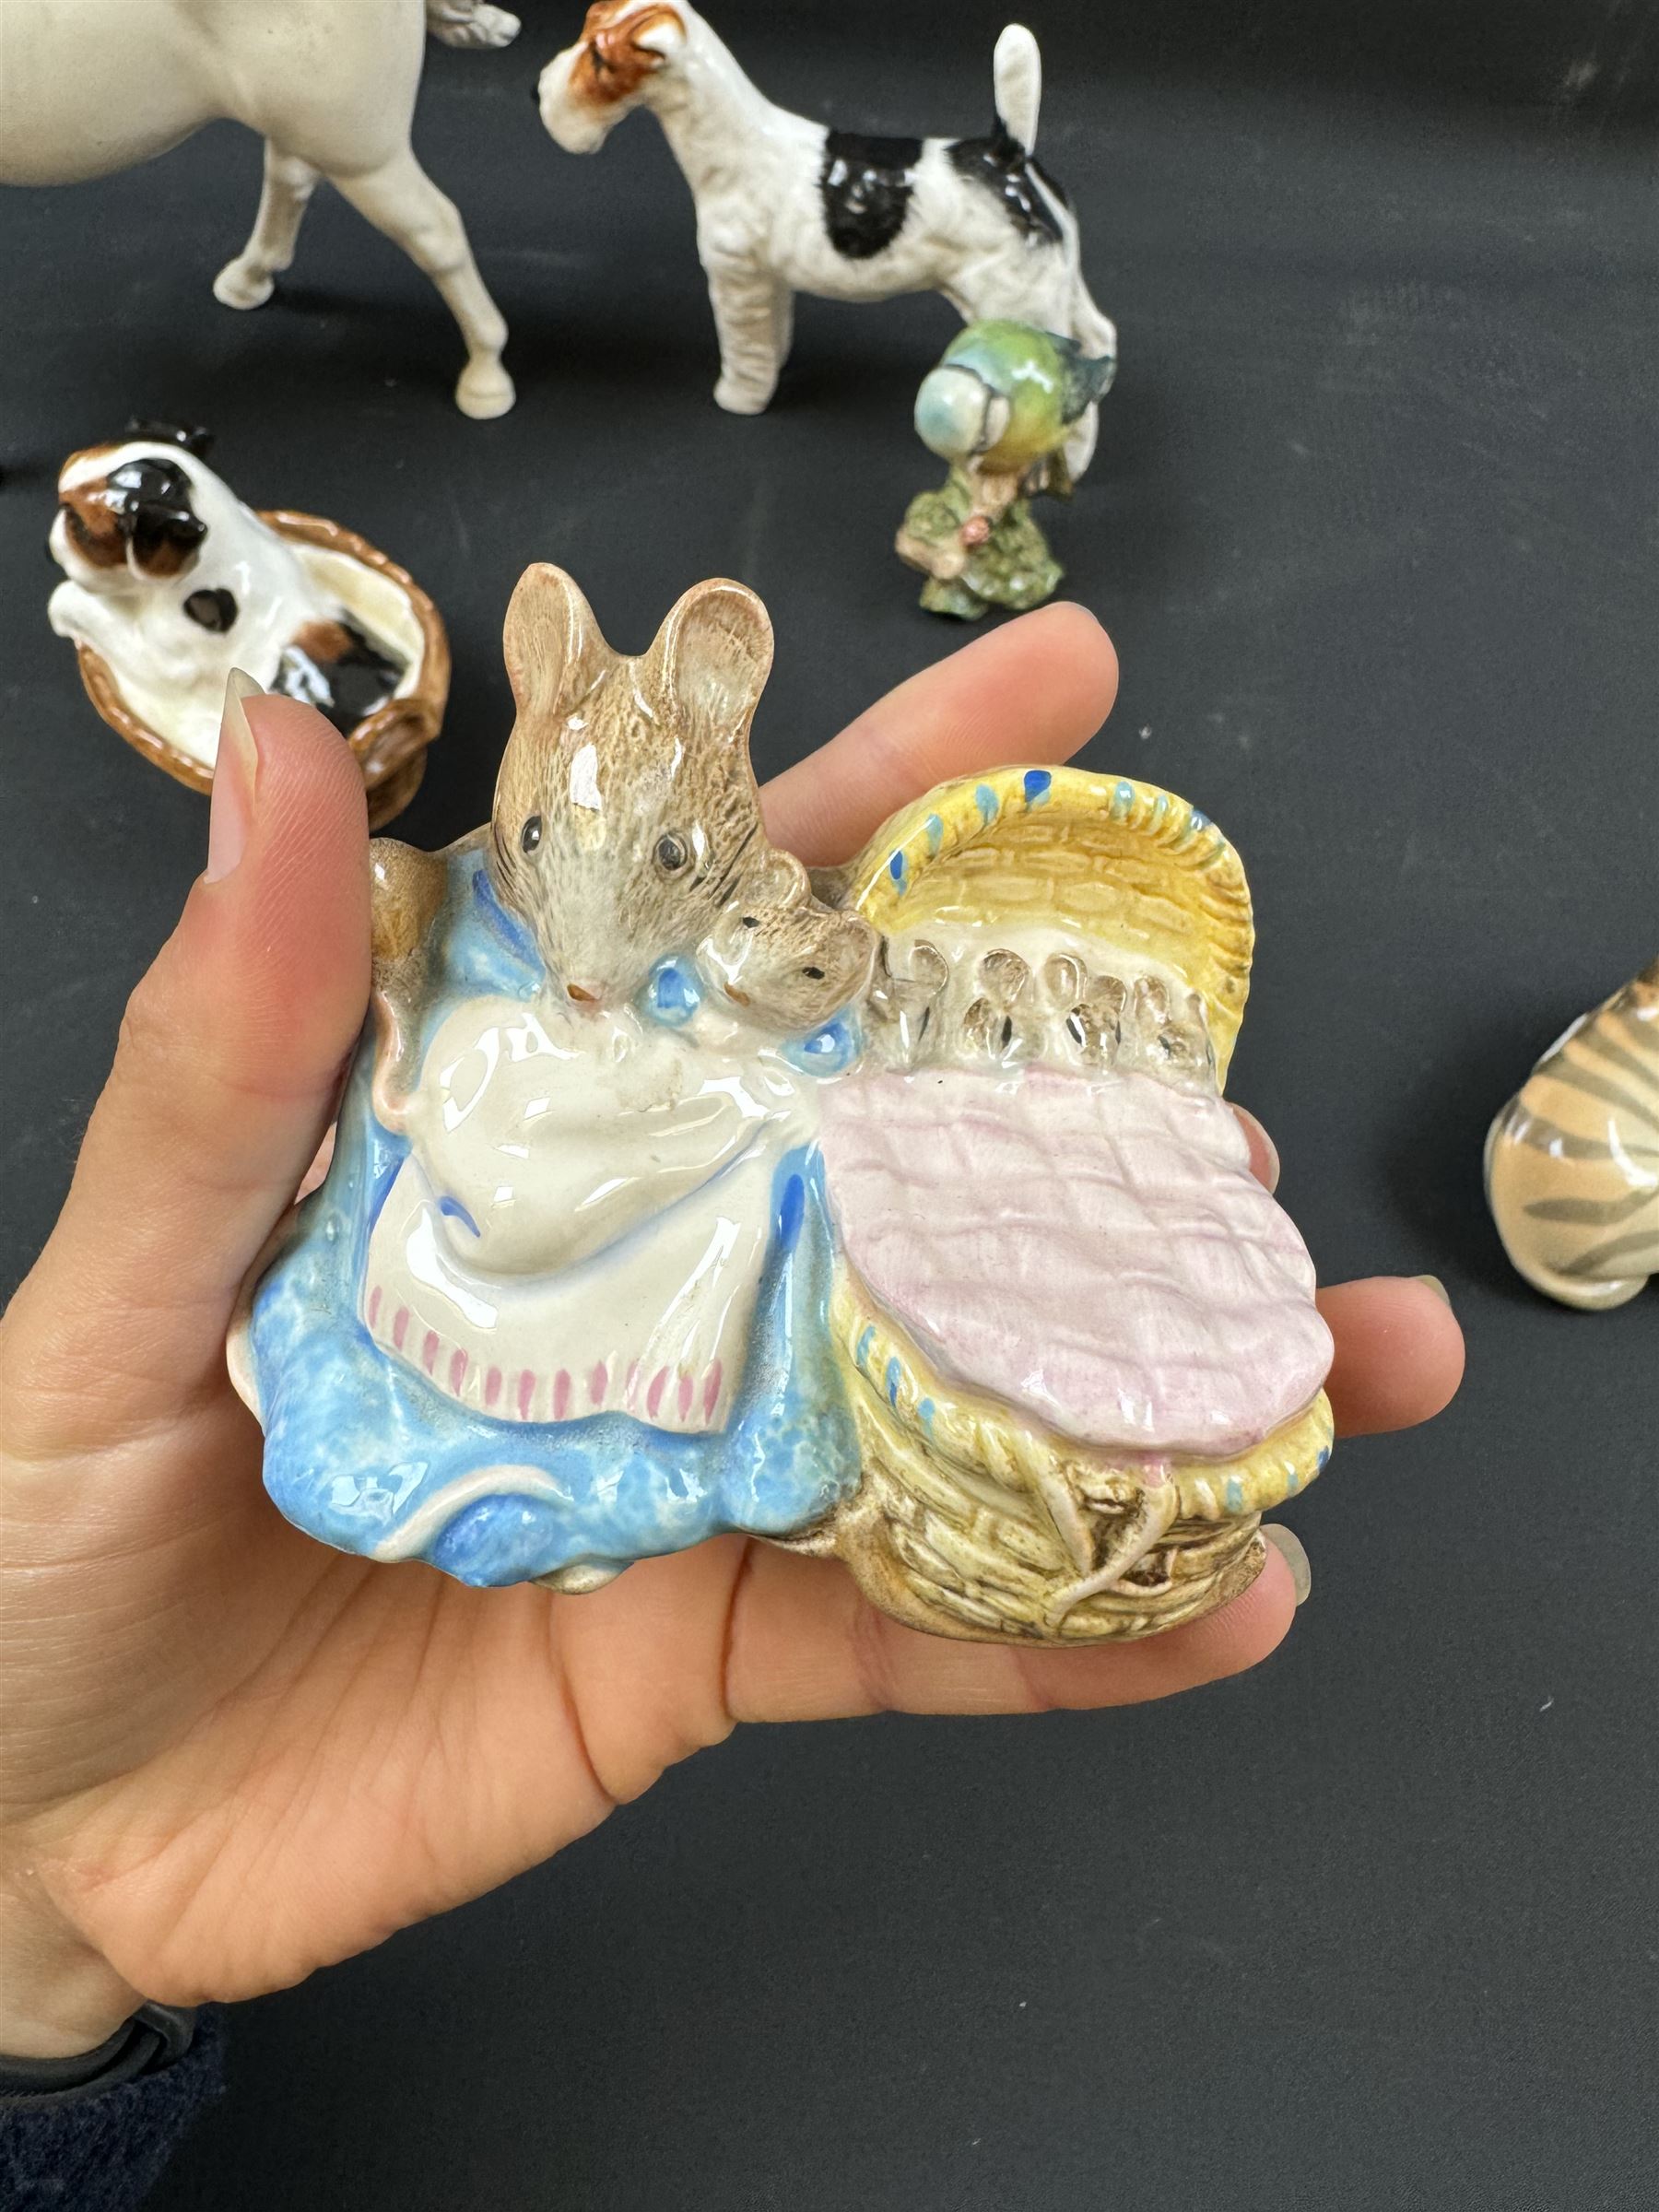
[[488, 565, 875, 1030], [701, 849, 877, 1032]]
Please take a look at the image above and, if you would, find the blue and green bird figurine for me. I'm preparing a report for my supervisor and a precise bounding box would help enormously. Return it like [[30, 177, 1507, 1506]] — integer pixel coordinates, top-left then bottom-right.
[[898, 319, 1114, 619]]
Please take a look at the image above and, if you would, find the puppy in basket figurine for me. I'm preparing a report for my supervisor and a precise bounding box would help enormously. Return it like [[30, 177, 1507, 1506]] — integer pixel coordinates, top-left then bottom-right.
[[47, 428, 448, 826], [231, 564, 1334, 1644]]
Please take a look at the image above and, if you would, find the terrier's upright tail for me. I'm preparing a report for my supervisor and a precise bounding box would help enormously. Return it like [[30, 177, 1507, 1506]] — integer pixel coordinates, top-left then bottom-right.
[[992, 23, 1043, 152]]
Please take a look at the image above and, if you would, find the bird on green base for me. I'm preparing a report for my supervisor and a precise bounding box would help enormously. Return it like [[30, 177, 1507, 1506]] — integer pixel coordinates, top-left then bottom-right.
[[897, 320, 1115, 620]]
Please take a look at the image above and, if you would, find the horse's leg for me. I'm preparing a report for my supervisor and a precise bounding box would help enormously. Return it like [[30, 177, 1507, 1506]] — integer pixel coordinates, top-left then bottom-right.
[[214, 142, 321, 312], [328, 146, 513, 419]]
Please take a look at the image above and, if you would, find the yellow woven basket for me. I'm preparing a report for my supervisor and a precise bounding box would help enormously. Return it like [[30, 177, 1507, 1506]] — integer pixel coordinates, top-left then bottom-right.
[[791, 765, 1333, 1643]]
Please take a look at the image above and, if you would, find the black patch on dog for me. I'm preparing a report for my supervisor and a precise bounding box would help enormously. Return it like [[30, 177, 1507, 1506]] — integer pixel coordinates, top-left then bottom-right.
[[947, 122, 1066, 243], [819, 130, 922, 260], [106, 458, 209, 573], [124, 419, 215, 461], [274, 621, 406, 736], [183, 586, 238, 633]]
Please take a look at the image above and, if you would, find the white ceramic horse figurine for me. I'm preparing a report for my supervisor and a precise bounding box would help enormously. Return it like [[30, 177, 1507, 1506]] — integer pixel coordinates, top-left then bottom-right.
[[0, 0, 518, 418]]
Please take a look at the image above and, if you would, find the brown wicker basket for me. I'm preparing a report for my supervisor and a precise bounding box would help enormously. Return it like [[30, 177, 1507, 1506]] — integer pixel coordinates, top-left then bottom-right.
[[74, 510, 450, 832]]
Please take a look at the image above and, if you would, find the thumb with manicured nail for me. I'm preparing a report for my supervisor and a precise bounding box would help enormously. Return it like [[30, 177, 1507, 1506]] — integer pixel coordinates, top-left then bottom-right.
[[1261, 1523, 1312, 1606], [1, 681, 370, 1449]]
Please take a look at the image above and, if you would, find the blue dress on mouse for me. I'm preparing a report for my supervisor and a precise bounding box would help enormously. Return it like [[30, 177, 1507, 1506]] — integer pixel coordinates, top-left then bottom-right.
[[235, 567, 878, 1591]]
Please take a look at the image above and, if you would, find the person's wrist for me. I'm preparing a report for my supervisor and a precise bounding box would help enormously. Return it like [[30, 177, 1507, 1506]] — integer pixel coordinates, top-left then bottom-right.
[[0, 1867, 141, 2059]]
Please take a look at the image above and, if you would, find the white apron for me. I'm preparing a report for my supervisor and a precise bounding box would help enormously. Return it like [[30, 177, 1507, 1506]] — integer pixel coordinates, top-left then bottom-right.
[[361, 992, 820, 1434]]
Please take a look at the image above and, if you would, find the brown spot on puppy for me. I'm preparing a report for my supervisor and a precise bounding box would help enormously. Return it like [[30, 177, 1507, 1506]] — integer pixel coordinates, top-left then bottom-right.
[[60, 486, 127, 568], [56, 445, 129, 567], [276, 618, 406, 735], [574, 1, 682, 106], [288, 618, 359, 665], [56, 451, 207, 578]]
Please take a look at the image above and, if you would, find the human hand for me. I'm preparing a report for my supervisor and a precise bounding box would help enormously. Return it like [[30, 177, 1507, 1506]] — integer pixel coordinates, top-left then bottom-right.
[[0, 606, 1463, 2055]]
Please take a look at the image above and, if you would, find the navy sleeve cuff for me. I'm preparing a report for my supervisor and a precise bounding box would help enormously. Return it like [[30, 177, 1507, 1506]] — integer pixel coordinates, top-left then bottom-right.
[[0, 2006, 225, 2212]]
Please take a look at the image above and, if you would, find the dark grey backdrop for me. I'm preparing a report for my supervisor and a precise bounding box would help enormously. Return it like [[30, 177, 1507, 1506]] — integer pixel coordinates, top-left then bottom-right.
[[3, 3, 1655, 2206]]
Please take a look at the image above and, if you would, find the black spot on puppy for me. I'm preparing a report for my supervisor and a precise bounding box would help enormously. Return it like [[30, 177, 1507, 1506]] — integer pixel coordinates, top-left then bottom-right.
[[275, 618, 406, 735], [184, 586, 238, 633], [124, 419, 215, 461], [105, 457, 209, 577], [947, 121, 1065, 244], [819, 129, 921, 259]]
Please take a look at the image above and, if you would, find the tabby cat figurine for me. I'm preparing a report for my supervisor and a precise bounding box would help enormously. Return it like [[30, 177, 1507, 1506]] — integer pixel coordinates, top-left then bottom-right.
[[1486, 957, 1659, 1309]]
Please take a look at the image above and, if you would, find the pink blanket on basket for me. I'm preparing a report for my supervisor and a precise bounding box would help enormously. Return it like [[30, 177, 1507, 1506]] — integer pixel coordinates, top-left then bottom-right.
[[818, 1065, 1331, 1459]]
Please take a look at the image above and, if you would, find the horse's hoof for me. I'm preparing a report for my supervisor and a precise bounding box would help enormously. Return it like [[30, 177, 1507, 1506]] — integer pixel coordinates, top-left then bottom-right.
[[430, 4, 521, 46], [455, 361, 515, 419], [468, 4, 521, 44], [214, 260, 275, 312]]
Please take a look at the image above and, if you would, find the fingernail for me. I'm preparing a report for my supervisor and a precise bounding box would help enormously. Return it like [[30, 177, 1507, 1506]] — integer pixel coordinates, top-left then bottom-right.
[[1262, 1523, 1311, 1605], [1234, 1105, 1280, 1193], [206, 670, 262, 883], [1415, 1274, 1453, 1308]]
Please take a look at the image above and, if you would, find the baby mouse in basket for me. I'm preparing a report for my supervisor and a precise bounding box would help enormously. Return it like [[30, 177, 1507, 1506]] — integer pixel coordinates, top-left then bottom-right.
[[48, 424, 406, 771]]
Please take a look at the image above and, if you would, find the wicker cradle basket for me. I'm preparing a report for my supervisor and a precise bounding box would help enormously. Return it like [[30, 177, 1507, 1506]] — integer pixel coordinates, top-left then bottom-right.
[[791, 766, 1334, 1644], [75, 511, 450, 832]]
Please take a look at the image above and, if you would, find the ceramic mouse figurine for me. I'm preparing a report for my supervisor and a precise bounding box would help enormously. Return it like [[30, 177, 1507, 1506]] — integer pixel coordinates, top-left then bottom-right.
[[1487, 959, 1659, 1309], [536, 6, 1116, 477], [47, 429, 448, 827], [0, 0, 514, 419], [230, 566, 1333, 1644], [897, 321, 1113, 619]]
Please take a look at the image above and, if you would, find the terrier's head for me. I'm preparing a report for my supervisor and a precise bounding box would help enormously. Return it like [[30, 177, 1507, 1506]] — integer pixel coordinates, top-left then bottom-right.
[[538, 2, 693, 153]]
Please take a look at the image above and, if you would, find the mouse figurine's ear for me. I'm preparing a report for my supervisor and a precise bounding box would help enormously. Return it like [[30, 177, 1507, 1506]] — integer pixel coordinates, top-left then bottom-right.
[[501, 561, 609, 724], [647, 577, 773, 746]]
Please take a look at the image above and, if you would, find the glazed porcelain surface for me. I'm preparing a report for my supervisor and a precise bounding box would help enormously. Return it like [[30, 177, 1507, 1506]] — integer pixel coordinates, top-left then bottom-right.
[[536, 6, 1115, 474], [47, 432, 448, 825], [231, 566, 1333, 1643], [1487, 957, 1659, 1309], [0, 0, 513, 418], [898, 321, 1113, 620]]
